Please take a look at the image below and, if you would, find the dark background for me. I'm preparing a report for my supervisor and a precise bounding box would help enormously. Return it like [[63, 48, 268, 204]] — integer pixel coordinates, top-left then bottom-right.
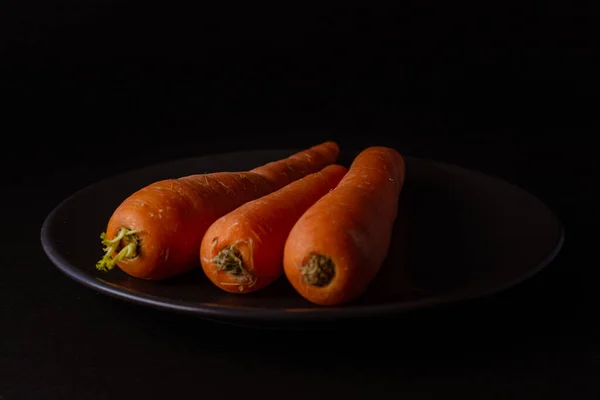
[[1, 2, 598, 399]]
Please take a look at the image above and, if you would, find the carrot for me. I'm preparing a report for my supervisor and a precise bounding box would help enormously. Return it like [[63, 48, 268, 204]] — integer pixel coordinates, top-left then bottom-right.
[[200, 164, 348, 293], [283, 146, 406, 306], [95, 141, 340, 280]]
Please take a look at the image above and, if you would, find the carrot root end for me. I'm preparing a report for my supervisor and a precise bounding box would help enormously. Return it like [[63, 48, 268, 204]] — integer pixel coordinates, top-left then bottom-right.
[[96, 228, 139, 272], [300, 253, 335, 287]]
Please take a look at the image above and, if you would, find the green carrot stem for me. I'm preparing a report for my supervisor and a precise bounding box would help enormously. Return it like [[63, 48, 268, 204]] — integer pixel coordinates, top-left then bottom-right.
[[96, 228, 139, 272]]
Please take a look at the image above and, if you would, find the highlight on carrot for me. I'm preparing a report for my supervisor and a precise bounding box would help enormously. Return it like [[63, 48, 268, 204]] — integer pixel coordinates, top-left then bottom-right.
[[95, 141, 340, 280], [200, 164, 348, 293], [283, 146, 406, 306]]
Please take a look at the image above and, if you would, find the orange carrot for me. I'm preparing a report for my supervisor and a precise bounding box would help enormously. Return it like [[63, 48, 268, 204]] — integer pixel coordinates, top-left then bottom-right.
[[95, 141, 339, 280], [283, 146, 406, 306], [200, 164, 348, 293]]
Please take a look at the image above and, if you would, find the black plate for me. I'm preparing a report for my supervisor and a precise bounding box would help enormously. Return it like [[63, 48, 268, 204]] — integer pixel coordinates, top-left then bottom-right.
[[40, 150, 564, 327]]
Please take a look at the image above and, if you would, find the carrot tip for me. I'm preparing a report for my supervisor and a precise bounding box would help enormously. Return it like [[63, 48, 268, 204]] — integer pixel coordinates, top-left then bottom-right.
[[212, 243, 257, 289], [300, 253, 335, 287], [96, 228, 139, 272]]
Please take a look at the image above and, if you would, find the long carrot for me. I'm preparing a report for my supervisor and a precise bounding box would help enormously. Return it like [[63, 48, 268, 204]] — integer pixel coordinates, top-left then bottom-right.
[[283, 146, 406, 306], [200, 164, 348, 293], [95, 141, 340, 280]]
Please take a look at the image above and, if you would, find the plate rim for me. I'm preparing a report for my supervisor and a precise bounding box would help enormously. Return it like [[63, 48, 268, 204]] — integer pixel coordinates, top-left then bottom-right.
[[40, 150, 566, 323]]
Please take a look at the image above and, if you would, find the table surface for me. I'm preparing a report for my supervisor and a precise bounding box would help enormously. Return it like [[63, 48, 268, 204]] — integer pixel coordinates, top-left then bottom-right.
[[1, 5, 599, 399]]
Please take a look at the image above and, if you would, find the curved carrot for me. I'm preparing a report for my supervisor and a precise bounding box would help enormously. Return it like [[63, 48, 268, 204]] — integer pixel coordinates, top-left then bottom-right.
[[200, 164, 348, 293], [95, 141, 339, 280], [283, 146, 406, 306]]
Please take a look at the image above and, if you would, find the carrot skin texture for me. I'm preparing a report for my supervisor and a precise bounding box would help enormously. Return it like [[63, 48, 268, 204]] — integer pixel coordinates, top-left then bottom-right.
[[283, 146, 406, 306], [103, 141, 339, 280], [250, 144, 340, 189], [200, 164, 348, 293]]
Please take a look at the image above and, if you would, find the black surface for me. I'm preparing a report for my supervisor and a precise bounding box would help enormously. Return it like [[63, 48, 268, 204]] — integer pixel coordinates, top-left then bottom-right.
[[41, 151, 563, 327], [2, 2, 599, 399]]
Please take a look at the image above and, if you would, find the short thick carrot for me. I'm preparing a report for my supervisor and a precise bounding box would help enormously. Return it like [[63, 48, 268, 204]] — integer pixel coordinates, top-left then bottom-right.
[[95, 141, 339, 280], [283, 146, 406, 306], [200, 164, 348, 293]]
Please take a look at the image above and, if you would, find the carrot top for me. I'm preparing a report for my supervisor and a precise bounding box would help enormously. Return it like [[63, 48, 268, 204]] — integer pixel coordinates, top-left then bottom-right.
[[209, 239, 258, 288], [96, 228, 139, 272], [301, 253, 335, 287]]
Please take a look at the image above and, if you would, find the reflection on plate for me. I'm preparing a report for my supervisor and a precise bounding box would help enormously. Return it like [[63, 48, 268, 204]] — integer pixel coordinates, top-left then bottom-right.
[[40, 150, 564, 326]]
